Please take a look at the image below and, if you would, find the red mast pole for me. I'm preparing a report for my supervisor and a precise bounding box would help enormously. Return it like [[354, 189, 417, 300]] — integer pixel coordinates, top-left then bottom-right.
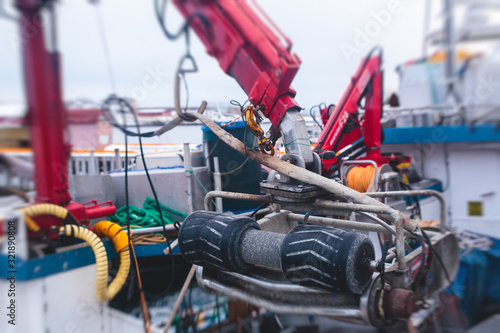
[[17, 0, 71, 205]]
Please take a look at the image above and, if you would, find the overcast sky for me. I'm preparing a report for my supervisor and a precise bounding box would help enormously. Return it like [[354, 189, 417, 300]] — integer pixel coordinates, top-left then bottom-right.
[[0, 0, 437, 113]]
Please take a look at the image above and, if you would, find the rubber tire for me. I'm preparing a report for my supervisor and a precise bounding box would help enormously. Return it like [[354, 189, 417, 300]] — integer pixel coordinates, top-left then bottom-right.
[[178, 210, 260, 272], [280, 225, 374, 294]]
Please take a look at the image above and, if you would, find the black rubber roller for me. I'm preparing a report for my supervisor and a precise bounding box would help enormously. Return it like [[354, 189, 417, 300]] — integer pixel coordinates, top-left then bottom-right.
[[178, 210, 261, 272], [280, 225, 374, 294]]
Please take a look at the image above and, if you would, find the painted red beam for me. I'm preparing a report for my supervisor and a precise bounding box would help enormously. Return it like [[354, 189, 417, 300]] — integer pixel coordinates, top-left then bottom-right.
[[18, 0, 71, 205]]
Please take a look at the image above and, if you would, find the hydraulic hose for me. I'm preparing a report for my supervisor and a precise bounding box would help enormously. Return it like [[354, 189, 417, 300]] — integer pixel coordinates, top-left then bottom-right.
[[18, 203, 79, 225], [18, 203, 78, 249], [60, 222, 130, 301]]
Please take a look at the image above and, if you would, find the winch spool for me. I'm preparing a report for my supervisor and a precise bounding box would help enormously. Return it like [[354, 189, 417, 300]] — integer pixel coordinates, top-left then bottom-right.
[[178, 211, 375, 294], [346, 165, 380, 193]]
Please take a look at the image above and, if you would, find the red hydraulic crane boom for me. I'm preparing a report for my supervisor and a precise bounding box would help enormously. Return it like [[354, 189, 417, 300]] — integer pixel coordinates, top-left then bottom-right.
[[171, 2, 387, 174], [171, 0, 302, 142], [314, 48, 387, 175]]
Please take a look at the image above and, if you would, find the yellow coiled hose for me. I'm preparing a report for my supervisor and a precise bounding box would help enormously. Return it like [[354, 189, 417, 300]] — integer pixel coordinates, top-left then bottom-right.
[[18, 203, 75, 246], [60, 222, 130, 301], [19, 203, 69, 220]]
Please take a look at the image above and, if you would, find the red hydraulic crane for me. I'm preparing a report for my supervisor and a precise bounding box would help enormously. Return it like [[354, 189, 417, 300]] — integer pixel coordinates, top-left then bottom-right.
[[314, 48, 388, 175], [16, 0, 116, 231]]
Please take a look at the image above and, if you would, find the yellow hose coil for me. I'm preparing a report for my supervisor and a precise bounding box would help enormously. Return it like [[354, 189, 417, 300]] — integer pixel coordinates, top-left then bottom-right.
[[93, 221, 129, 253], [60, 224, 130, 301], [18, 203, 68, 220], [346, 166, 379, 193]]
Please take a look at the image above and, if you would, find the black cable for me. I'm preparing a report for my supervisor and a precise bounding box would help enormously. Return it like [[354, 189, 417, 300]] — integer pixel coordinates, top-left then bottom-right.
[[419, 228, 456, 296], [154, 0, 216, 51], [400, 182, 421, 218], [115, 96, 176, 299], [250, 202, 268, 218], [132, 106, 176, 298], [122, 113, 143, 311], [309, 103, 325, 130], [102, 96, 156, 138], [414, 230, 426, 283]]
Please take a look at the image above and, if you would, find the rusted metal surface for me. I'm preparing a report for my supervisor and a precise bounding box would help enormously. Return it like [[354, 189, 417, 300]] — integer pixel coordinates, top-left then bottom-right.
[[204, 190, 273, 211], [287, 213, 395, 234], [386, 289, 417, 319], [315, 199, 399, 224], [197, 266, 364, 322], [365, 190, 446, 229]]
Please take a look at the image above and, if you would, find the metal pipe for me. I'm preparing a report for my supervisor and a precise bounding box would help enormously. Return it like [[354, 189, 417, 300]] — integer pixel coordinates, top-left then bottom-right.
[[123, 225, 177, 234], [356, 212, 396, 236], [200, 275, 363, 319], [213, 156, 223, 212], [315, 199, 398, 224], [183, 143, 193, 213], [114, 148, 121, 171], [204, 190, 273, 211], [395, 219, 406, 271], [364, 190, 446, 230], [225, 271, 328, 294], [89, 150, 97, 175], [287, 213, 395, 234]]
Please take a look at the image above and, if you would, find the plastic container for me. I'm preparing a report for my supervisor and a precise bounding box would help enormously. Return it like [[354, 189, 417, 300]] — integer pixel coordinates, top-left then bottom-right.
[[202, 121, 262, 212]]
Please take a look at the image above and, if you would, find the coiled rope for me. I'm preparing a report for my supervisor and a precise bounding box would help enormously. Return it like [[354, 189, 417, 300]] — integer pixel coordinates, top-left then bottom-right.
[[346, 166, 379, 193]]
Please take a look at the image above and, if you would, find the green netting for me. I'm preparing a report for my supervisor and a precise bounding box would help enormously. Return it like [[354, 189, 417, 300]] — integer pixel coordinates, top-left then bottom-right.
[[109, 197, 188, 228]]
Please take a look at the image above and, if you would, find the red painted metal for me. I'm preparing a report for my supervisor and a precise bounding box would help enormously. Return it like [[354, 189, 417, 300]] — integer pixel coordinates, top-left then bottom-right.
[[65, 200, 117, 222], [314, 54, 387, 173], [17, 0, 116, 229], [19, 0, 71, 205], [172, 0, 301, 128]]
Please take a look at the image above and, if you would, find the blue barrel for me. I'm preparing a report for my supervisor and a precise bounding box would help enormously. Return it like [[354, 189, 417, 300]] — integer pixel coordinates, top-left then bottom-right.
[[202, 121, 262, 212]]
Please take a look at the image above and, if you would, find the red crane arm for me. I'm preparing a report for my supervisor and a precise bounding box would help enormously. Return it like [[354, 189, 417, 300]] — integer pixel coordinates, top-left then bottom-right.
[[172, 0, 301, 127], [313, 51, 385, 174]]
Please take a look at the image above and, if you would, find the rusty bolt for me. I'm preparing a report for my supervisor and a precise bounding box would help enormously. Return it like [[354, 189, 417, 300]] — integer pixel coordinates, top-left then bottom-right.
[[386, 288, 417, 319]]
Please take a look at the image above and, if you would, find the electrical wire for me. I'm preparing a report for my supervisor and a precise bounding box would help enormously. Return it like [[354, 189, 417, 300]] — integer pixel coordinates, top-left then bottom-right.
[[123, 114, 152, 333], [399, 182, 421, 218], [111, 96, 176, 302], [155, 0, 215, 51], [309, 103, 325, 130], [250, 202, 268, 218], [413, 227, 427, 283], [418, 228, 456, 296], [128, 99, 177, 298], [102, 97, 155, 137]]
